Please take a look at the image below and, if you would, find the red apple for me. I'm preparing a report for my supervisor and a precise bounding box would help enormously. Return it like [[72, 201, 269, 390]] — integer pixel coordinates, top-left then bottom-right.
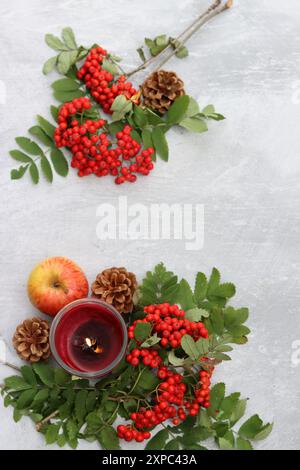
[[27, 257, 89, 317]]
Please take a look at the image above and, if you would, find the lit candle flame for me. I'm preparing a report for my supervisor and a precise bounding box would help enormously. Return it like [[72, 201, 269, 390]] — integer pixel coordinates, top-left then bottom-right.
[[83, 337, 103, 354]]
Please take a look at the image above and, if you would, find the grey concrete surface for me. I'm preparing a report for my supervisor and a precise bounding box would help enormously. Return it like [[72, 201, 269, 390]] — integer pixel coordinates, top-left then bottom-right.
[[0, 0, 299, 450]]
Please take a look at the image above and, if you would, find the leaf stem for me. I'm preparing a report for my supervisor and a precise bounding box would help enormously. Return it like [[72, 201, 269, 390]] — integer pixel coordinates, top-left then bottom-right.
[[1, 361, 21, 372], [128, 367, 145, 395], [36, 409, 59, 431]]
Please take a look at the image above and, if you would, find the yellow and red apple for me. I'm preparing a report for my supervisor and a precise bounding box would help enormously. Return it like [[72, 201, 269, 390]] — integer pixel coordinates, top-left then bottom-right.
[[28, 257, 89, 317]]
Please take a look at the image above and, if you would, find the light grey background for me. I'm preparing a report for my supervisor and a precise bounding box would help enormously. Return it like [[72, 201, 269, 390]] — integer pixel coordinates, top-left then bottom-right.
[[0, 0, 299, 450]]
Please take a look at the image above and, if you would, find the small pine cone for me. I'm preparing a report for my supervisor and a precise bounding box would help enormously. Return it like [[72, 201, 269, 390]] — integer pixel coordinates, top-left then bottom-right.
[[141, 70, 185, 114], [92, 267, 138, 314], [12, 317, 51, 363]]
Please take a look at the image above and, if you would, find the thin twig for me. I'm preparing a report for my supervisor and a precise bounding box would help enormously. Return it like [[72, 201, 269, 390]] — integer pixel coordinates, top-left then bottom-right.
[[126, 0, 231, 78], [1, 361, 21, 372], [36, 410, 59, 431], [152, 0, 233, 72]]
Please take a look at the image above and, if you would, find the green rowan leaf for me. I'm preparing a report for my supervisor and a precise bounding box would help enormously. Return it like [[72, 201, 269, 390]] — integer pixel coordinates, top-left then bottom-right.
[[32, 363, 54, 387], [181, 334, 199, 360], [45, 34, 69, 51], [98, 426, 120, 450], [167, 95, 190, 125], [43, 56, 57, 75], [15, 137, 42, 156], [145, 428, 169, 450], [61, 27, 77, 49], [50, 148, 69, 177], [134, 322, 151, 342], [40, 154, 53, 182], [152, 126, 169, 161], [9, 150, 32, 163]]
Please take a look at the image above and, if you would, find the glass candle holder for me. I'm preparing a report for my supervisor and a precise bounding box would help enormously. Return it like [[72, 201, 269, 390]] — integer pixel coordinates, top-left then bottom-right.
[[50, 298, 128, 379]]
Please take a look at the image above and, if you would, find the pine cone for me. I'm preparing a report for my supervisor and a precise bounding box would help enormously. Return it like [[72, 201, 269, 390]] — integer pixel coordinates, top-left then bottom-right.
[[92, 267, 138, 314], [141, 70, 185, 114], [12, 317, 51, 363]]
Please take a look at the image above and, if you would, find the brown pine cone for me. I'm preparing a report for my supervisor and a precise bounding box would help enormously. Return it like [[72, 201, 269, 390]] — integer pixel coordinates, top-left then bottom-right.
[[92, 267, 138, 314], [141, 70, 185, 114], [12, 317, 51, 363]]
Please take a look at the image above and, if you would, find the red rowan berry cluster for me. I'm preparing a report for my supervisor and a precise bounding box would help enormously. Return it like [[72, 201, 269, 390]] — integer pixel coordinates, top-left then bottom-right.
[[128, 302, 209, 348], [117, 425, 151, 443], [126, 348, 162, 368], [117, 365, 214, 443], [77, 46, 139, 114], [54, 97, 154, 183]]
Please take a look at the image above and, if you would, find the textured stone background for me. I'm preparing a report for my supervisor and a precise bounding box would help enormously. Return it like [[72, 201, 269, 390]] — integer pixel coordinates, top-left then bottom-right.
[[0, 0, 299, 450]]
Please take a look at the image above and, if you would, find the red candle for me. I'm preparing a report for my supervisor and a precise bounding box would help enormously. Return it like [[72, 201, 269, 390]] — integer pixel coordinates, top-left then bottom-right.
[[50, 298, 127, 378]]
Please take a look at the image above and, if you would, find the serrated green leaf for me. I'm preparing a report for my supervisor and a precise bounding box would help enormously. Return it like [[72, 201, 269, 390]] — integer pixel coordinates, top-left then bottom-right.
[[85, 391, 98, 413], [29, 126, 54, 147], [141, 333, 161, 348], [61, 27, 77, 49], [20, 366, 37, 386], [29, 162, 39, 184], [102, 57, 119, 76], [54, 368, 71, 386], [50, 105, 59, 122], [236, 437, 253, 450], [180, 117, 208, 133], [196, 338, 209, 356], [177, 279, 195, 310], [230, 398, 247, 426], [9, 150, 33, 163], [133, 105, 148, 128], [45, 424, 60, 445], [152, 126, 169, 161], [75, 389, 88, 422], [208, 383, 225, 418], [185, 307, 209, 321], [168, 349, 185, 366], [40, 154, 53, 182], [167, 95, 190, 125], [224, 307, 249, 330], [194, 272, 208, 303], [32, 363, 54, 387], [57, 433, 67, 448], [214, 283, 236, 299], [15, 137, 42, 156], [134, 322, 152, 342], [218, 430, 235, 450], [4, 376, 32, 391], [254, 423, 273, 440], [219, 393, 240, 420], [210, 309, 224, 335], [181, 426, 212, 445], [238, 415, 268, 440], [50, 148, 68, 177], [51, 77, 81, 92], [181, 334, 199, 360], [45, 34, 69, 51], [33, 388, 49, 403], [66, 419, 78, 440], [13, 409, 23, 422], [98, 426, 120, 450], [145, 428, 169, 450], [130, 129, 142, 144], [165, 438, 180, 450], [208, 268, 221, 294], [137, 369, 159, 391], [43, 56, 57, 75], [16, 389, 36, 409], [202, 104, 215, 115], [176, 46, 188, 58], [57, 50, 78, 75]]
